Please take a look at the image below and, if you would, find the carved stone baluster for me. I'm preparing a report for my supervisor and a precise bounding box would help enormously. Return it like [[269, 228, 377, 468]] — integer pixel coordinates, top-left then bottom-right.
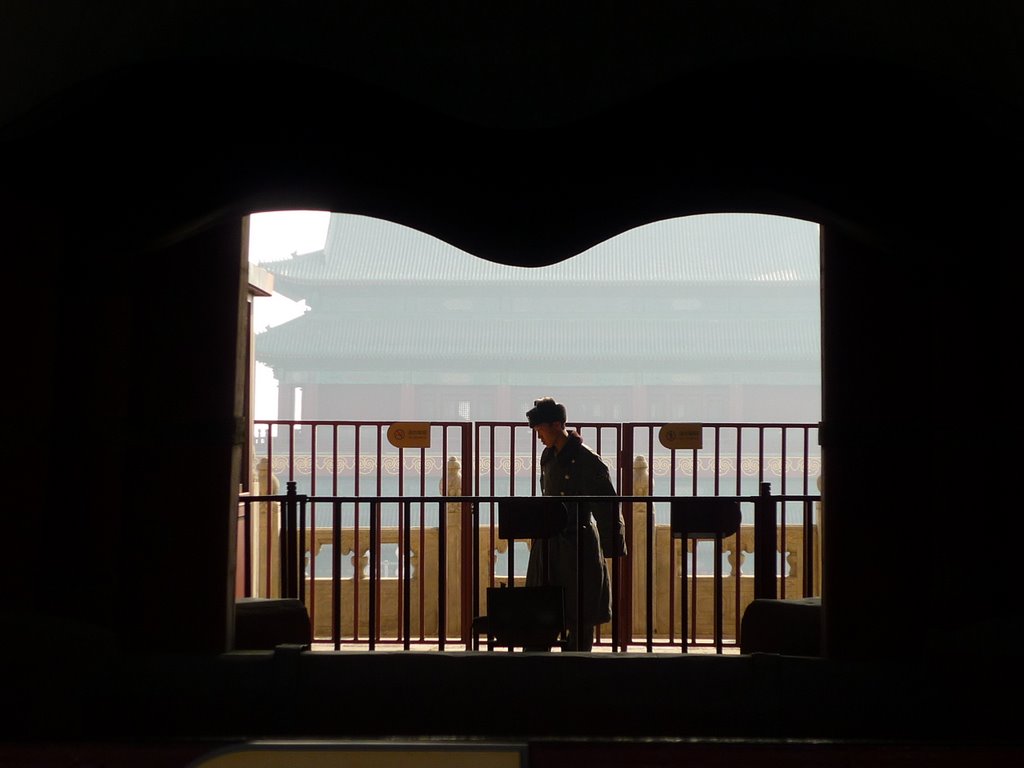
[[255, 457, 281, 598], [739, 526, 755, 581], [493, 540, 510, 586], [631, 455, 652, 636], [785, 546, 797, 588], [357, 549, 370, 581]]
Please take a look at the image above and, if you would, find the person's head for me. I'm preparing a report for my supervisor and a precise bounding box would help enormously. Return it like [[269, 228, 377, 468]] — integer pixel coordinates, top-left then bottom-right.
[[527, 397, 568, 448]]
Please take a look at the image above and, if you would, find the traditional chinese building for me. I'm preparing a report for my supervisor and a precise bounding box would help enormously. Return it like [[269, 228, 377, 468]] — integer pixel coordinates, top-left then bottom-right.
[[256, 212, 821, 425]]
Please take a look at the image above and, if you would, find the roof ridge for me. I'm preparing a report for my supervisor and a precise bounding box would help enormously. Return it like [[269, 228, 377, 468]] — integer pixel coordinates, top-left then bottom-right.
[[260, 212, 821, 285]]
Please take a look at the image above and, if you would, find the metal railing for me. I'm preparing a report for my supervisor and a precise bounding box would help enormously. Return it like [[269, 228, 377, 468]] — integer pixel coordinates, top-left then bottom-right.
[[237, 485, 819, 653], [241, 419, 821, 652]]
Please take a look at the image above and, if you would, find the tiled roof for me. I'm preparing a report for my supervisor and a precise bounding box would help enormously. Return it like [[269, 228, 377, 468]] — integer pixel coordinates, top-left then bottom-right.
[[258, 212, 820, 286], [255, 313, 818, 365]]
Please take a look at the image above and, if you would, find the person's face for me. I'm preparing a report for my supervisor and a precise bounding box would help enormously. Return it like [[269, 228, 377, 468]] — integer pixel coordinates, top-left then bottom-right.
[[533, 422, 563, 448]]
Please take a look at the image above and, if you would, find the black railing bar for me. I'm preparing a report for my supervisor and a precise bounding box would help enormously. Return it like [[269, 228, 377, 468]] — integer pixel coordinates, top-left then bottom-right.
[[297, 494, 820, 505], [281, 481, 297, 598], [353, 499, 361, 642], [307, 431, 318, 627], [510, 426, 517, 497], [241, 503, 252, 598], [488, 425, 496, 591], [244, 494, 822, 505], [396, 447, 405, 642], [646, 497, 654, 653], [287, 425, 295, 483], [803, 498, 815, 597], [733, 427, 741, 496], [332, 500, 341, 650], [298, 495, 307, 604], [418, 449, 427, 642], [258, 419, 473, 428], [689, 539, 697, 649], [718, 538, 729, 653], [403, 500, 412, 651], [331, 426, 340, 646], [471, 501, 480, 650], [368, 501, 377, 651], [605, 421, 819, 430], [437, 498, 447, 652], [255, 422, 818, 451], [353, 425, 361, 643]]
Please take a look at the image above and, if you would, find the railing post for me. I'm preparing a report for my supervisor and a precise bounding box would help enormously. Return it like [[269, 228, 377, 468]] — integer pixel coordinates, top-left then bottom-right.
[[281, 480, 299, 599], [814, 473, 824, 597], [239, 494, 252, 598], [298, 494, 307, 606], [403, 501, 412, 651], [754, 481, 777, 599], [461, 425, 474, 648], [619, 427, 635, 650], [373, 426, 382, 645], [332, 500, 341, 650]]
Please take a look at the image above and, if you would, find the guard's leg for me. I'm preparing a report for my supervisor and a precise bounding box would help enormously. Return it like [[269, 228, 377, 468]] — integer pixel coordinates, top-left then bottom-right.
[[565, 623, 595, 651]]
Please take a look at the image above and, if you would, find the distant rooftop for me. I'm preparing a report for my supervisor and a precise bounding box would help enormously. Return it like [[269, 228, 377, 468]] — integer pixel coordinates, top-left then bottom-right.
[[259, 212, 820, 289], [255, 313, 819, 366], [255, 211, 821, 377]]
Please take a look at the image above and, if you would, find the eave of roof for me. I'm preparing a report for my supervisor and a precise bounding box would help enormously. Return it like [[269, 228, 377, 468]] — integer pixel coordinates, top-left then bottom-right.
[[258, 212, 820, 290], [255, 313, 819, 366]]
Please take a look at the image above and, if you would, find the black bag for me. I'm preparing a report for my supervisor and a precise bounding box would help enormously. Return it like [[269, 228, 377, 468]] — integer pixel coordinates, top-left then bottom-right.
[[483, 585, 564, 649]]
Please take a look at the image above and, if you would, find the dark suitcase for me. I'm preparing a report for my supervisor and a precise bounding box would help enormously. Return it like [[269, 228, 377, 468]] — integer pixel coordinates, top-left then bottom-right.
[[480, 585, 564, 650]]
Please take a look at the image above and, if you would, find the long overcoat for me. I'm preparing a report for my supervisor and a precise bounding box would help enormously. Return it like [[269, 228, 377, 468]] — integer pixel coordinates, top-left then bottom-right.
[[525, 431, 626, 630]]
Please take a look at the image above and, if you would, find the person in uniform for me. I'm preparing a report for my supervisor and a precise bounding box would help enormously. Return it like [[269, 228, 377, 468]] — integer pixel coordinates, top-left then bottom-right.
[[525, 397, 626, 650]]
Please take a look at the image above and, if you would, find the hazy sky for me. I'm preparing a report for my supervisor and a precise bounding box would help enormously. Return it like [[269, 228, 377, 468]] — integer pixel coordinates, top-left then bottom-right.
[[247, 209, 822, 423], [248, 210, 331, 418]]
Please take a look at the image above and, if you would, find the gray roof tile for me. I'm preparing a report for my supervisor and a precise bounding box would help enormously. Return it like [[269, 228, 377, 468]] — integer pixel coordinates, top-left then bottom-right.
[[259, 212, 820, 286], [256, 313, 818, 364]]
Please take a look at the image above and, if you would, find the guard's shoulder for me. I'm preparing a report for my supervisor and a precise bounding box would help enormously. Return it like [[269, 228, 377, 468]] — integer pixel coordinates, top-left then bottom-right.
[[578, 442, 609, 471]]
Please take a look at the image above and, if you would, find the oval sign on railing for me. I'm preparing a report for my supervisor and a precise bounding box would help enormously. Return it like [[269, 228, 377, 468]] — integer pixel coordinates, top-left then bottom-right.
[[386, 422, 432, 448], [658, 423, 703, 450]]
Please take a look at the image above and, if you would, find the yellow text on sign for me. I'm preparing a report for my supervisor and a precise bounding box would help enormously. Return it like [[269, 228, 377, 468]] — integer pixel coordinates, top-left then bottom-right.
[[658, 423, 704, 450], [387, 422, 432, 449]]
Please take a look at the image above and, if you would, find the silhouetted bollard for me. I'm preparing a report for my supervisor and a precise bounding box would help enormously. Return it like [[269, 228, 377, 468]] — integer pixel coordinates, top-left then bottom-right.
[[754, 481, 777, 600], [281, 481, 300, 599]]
